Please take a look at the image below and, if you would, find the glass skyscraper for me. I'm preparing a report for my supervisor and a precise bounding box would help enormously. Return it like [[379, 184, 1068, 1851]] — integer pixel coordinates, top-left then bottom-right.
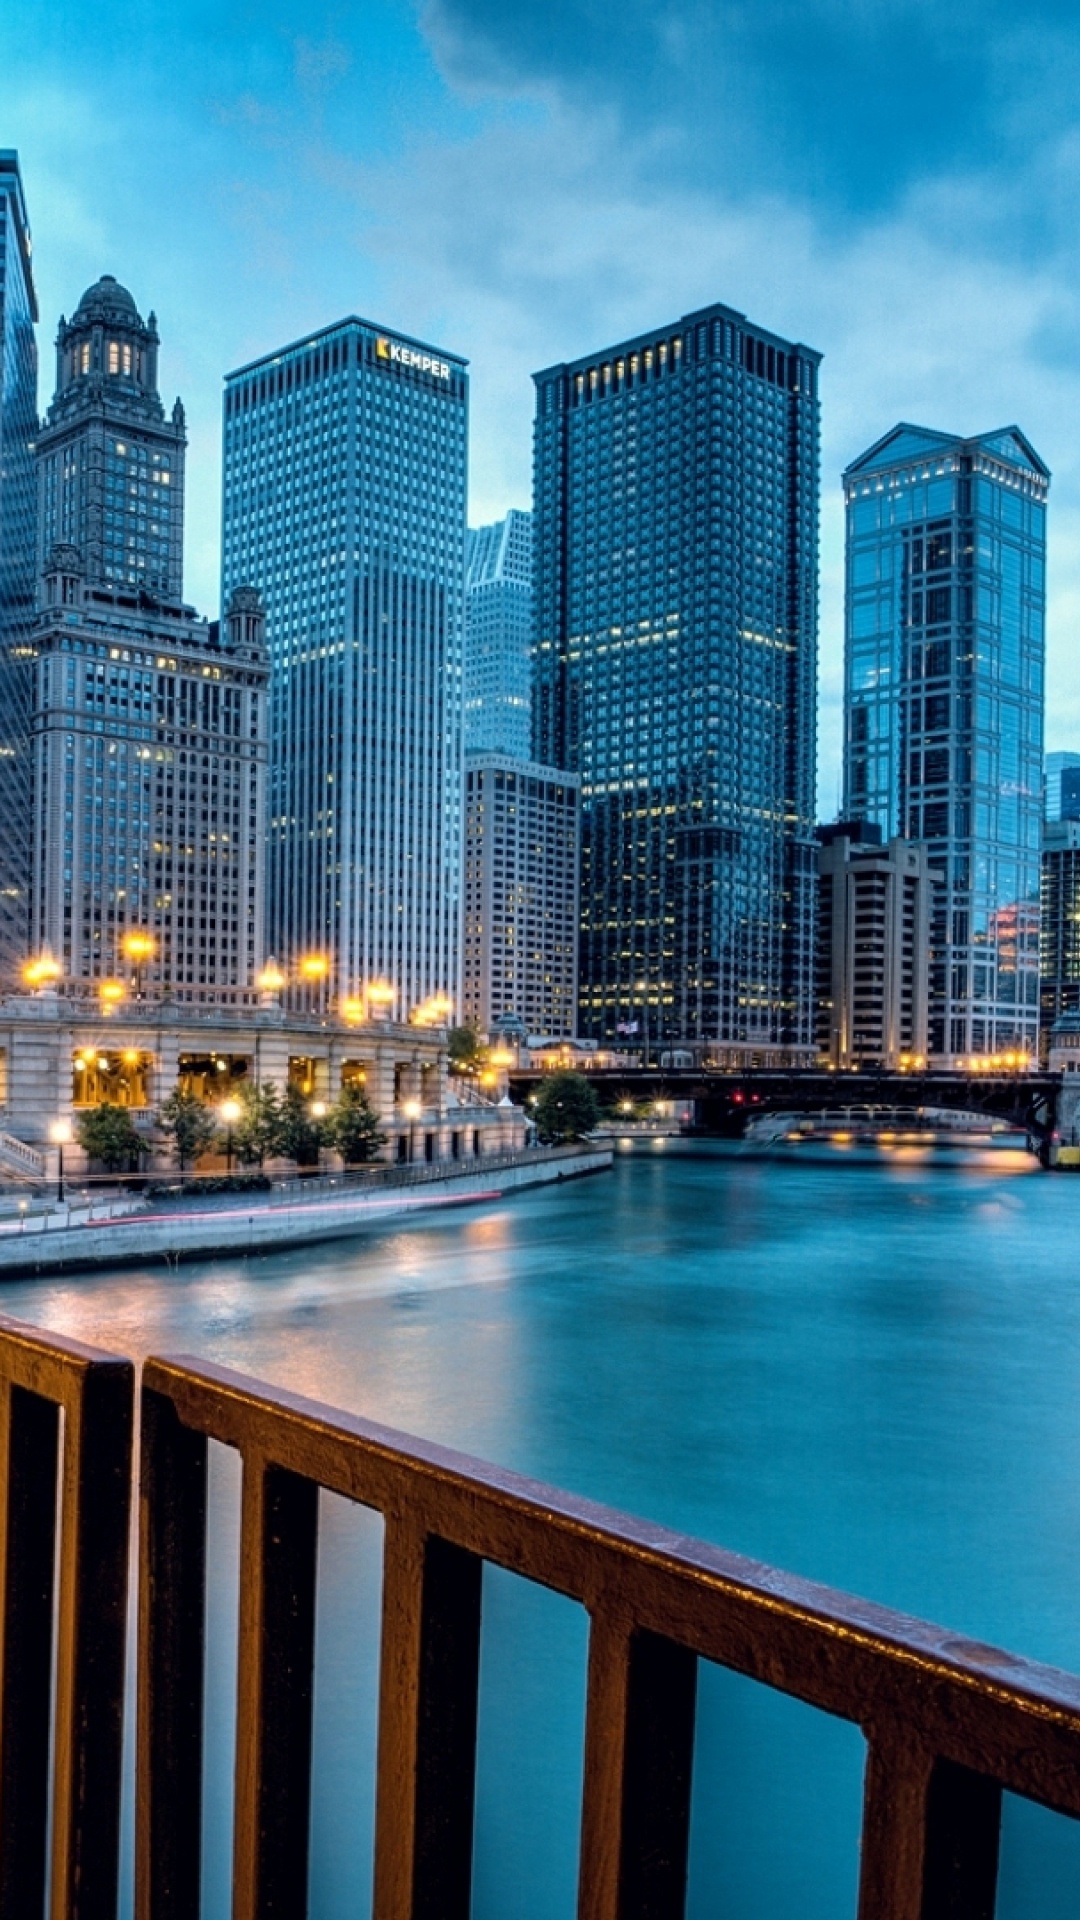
[[1044, 750, 1080, 823], [221, 319, 467, 1013], [0, 153, 38, 980], [843, 424, 1048, 1062], [464, 510, 532, 757], [533, 302, 820, 1056]]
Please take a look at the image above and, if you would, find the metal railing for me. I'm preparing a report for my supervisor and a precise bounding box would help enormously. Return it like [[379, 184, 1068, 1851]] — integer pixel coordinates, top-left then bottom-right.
[[5, 1318, 1080, 1915]]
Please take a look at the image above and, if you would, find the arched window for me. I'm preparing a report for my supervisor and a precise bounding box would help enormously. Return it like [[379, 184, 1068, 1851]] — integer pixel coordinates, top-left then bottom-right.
[[108, 341, 120, 374], [79, 342, 91, 375]]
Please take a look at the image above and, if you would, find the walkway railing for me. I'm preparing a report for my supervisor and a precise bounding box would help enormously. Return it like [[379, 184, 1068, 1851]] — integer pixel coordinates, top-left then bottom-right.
[[5, 1317, 1080, 1916]]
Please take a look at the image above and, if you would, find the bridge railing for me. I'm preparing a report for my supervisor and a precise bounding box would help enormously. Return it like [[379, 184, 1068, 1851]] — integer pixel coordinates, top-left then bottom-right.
[[5, 1317, 1080, 1916]]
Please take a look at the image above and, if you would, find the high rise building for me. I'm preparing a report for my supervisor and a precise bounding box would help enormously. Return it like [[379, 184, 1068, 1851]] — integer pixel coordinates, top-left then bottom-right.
[[533, 303, 820, 1057], [843, 425, 1047, 1063], [464, 510, 533, 756], [462, 751, 579, 1038], [35, 275, 186, 598], [221, 320, 467, 1014], [30, 278, 269, 998], [816, 821, 940, 1069], [1040, 818, 1080, 1037], [1044, 751, 1080, 823], [0, 153, 39, 978]]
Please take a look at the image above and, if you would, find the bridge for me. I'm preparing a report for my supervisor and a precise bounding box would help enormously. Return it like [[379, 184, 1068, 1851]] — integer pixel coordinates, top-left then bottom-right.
[[509, 1066, 1065, 1145]]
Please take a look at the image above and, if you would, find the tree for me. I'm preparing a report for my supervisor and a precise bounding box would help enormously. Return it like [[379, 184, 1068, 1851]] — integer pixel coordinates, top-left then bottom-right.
[[156, 1087, 219, 1172], [532, 1071, 600, 1145], [75, 1102, 145, 1172], [232, 1081, 285, 1167], [326, 1083, 387, 1166], [447, 1025, 484, 1076], [278, 1083, 326, 1168]]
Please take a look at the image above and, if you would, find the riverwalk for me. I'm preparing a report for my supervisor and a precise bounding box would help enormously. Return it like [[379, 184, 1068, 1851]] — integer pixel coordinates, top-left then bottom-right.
[[0, 1143, 612, 1276]]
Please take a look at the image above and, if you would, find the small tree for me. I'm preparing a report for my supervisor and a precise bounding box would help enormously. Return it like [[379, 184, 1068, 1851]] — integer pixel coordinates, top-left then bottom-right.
[[75, 1102, 145, 1173], [533, 1071, 600, 1145], [278, 1083, 326, 1169], [447, 1025, 484, 1077], [326, 1083, 387, 1166], [156, 1087, 219, 1172], [232, 1081, 285, 1167]]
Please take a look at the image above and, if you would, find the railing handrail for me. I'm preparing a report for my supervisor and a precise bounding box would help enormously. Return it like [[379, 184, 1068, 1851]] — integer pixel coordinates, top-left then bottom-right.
[[4, 1316, 1079, 1917]]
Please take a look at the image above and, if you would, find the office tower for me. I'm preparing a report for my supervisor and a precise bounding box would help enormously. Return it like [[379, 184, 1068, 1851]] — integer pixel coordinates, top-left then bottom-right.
[[222, 320, 467, 1013], [464, 510, 533, 756], [35, 274, 186, 597], [816, 821, 940, 1069], [0, 154, 39, 979], [462, 751, 579, 1037], [1040, 819, 1080, 1036], [533, 303, 820, 1057], [31, 281, 269, 997], [1044, 751, 1080, 823], [843, 425, 1047, 1063]]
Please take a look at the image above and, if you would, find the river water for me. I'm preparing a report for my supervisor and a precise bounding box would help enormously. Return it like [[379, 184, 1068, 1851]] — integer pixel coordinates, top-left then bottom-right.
[[2, 1141, 1079, 1916]]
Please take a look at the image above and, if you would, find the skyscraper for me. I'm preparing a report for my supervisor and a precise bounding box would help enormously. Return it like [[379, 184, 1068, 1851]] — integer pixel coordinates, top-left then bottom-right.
[[221, 320, 467, 1014], [35, 275, 186, 598], [464, 510, 533, 756], [462, 752, 579, 1038], [533, 303, 820, 1056], [0, 153, 39, 978], [816, 822, 940, 1069], [843, 425, 1047, 1062], [1044, 750, 1080, 823], [31, 279, 269, 997], [1041, 818, 1080, 1036]]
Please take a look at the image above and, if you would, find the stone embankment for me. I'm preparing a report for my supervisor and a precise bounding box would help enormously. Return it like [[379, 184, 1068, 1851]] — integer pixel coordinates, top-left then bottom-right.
[[0, 1144, 612, 1277]]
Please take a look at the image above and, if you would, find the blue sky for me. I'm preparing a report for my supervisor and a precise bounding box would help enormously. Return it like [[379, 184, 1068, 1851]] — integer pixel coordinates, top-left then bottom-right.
[[7, 0, 1080, 802]]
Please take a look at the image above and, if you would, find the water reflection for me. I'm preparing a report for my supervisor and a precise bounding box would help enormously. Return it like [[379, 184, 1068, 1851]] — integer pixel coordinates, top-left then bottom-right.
[[2, 1149, 1080, 1915]]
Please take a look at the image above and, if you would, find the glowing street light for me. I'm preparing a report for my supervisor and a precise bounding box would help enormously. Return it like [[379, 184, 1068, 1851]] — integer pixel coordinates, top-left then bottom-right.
[[300, 952, 330, 981], [122, 929, 156, 998], [219, 1096, 242, 1173], [402, 1096, 421, 1163], [99, 978, 125, 1009], [256, 959, 286, 996], [22, 953, 61, 992], [341, 996, 365, 1024], [49, 1117, 73, 1204]]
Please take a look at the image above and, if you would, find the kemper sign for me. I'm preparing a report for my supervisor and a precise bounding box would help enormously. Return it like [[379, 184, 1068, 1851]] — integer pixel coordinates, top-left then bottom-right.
[[375, 337, 451, 381]]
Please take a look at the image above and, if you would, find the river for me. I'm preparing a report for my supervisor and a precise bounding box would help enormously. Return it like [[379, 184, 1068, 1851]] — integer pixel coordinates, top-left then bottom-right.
[[2, 1140, 1078, 1916]]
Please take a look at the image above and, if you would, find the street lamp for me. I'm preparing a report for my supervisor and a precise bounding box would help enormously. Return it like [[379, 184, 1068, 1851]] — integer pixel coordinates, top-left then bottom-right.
[[256, 959, 286, 1001], [22, 953, 61, 993], [99, 978, 125, 1012], [122, 929, 157, 999], [219, 1097, 242, 1173], [49, 1117, 73, 1204], [403, 1097, 421, 1163]]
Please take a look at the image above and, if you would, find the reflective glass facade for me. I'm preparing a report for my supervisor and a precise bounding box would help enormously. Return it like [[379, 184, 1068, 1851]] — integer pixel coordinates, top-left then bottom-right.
[[533, 303, 820, 1054], [464, 511, 533, 757], [843, 424, 1047, 1061], [221, 320, 467, 1013], [0, 153, 38, 981]]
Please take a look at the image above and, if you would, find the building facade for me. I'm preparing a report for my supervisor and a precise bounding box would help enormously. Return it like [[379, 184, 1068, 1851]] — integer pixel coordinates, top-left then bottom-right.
[[221, 320, 467, 1019], [1041, 818, 1080, 1039], [464, 510, 533, 757], [843, 425, 1047, 1063], [30, 277, 269, 999], [0, 154, 39, 980], [816, 821, 939, 1069], [1044, 751, 1080, 824], [462, 752, 579, 1038], [533, 302, 820, 1056]]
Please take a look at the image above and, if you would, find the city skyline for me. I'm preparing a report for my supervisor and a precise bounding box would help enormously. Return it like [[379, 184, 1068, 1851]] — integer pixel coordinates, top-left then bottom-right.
[[7, 1, 1080, 809]]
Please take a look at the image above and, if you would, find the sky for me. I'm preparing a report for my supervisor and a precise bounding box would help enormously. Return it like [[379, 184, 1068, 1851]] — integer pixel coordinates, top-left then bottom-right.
[[6, 0, 1080, 806]]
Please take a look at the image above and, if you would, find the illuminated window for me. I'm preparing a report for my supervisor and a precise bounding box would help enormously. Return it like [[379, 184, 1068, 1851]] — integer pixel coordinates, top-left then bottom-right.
[[108, 341, 120, 374], [79, 343, 91, 375]]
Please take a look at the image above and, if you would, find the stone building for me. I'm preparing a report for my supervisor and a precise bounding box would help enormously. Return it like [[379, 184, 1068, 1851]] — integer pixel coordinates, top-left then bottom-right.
[[27, 275, 269, 999], [0, 991, 522, 1175], [462, 752, 579, 1039], [817, 822, 941, 1069]]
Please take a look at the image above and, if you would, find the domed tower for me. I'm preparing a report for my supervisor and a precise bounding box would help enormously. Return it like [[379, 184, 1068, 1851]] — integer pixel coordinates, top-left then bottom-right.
[[35, 275, 186, 600]]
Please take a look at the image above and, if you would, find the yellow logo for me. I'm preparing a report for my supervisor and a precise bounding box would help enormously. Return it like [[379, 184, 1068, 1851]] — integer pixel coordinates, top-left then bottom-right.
[[375, 337, 390, 359]]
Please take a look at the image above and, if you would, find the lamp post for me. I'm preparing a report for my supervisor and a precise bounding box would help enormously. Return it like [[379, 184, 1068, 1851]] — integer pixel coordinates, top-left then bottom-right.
[[220, 1097, 241, 1174], [403, 1097, 421, 1164], [122, 929, 157, 1000], [300, 952, 331, 1016], [49, 1118, 73, 1205]]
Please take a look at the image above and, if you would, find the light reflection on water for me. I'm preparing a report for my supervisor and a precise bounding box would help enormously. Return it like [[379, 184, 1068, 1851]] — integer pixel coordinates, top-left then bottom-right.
[[2, 1147, 1080, 1915]]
